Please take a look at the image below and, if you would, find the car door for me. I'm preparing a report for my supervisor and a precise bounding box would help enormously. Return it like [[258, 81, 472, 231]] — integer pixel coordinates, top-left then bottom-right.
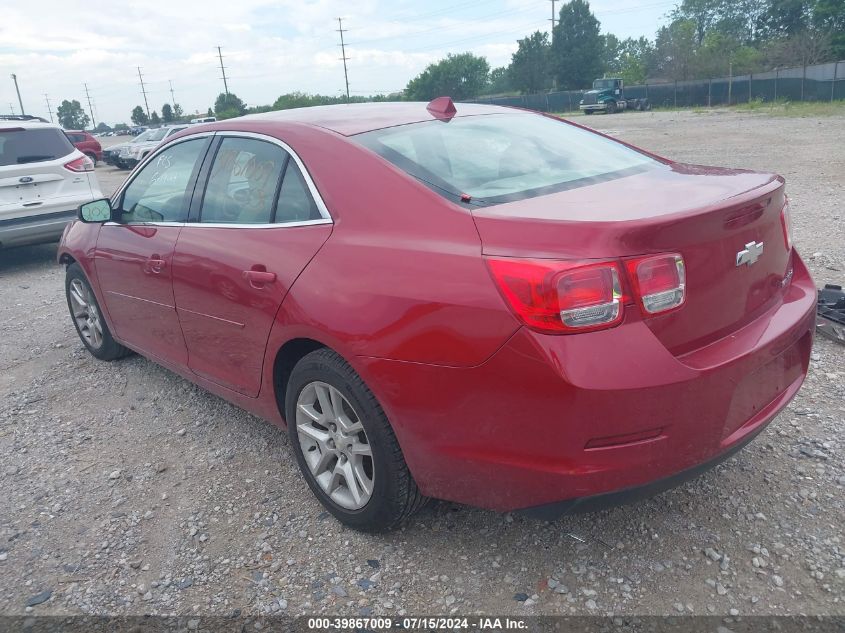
[[94, 135, 212, 365], [172, 133, 332, 396]]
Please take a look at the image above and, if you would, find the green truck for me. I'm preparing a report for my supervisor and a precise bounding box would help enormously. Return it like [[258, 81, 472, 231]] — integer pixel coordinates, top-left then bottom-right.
[[579, 78, 650, 114]]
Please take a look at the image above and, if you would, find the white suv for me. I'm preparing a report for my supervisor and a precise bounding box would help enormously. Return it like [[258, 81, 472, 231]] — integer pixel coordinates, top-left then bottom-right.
[[0, 118, 103, 249]]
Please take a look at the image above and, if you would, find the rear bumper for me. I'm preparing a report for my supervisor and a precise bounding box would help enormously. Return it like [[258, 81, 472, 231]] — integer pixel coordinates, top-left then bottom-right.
[[0, 209, 77, 248], [357, 252, 816, 512]]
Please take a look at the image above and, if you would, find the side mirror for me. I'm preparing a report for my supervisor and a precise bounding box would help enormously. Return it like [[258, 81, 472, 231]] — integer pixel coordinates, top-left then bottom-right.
[[78, 198, 113, 223]]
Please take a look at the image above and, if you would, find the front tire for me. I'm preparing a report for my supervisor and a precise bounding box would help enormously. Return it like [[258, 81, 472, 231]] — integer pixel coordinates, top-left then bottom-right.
[[65, 263, 132, 361], [606, 100, 617, 114], [286, 348, 427, 532]]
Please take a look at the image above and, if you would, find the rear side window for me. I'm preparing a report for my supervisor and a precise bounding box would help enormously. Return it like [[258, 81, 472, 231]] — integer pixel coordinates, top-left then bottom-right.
[[275, 162, 320, 223], [354, 113, 658, 205], [66, 133, 86, 143], [200, 137, 287, 224], [0, 128, 75, 166]]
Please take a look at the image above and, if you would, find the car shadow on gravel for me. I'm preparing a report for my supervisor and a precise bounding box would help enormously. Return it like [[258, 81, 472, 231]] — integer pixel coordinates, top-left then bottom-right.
[[0, 242, 58, 273]]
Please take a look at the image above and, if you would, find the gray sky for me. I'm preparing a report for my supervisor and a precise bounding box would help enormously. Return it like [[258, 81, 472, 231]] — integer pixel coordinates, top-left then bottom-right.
[[1, 0, 675, 125]]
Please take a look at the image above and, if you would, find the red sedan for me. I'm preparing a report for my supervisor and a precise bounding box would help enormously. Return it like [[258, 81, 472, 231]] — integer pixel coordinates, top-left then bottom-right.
[[58, 99, 815, 531]]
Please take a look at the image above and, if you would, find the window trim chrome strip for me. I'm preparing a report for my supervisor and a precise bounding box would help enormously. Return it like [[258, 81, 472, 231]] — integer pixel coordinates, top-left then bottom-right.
[[108, 130, 334, 228]]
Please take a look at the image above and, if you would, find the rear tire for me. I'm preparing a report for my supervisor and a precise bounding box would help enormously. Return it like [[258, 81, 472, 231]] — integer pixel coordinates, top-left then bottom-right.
[[65, 263, 132, 361], [286, 348, 428, 532]]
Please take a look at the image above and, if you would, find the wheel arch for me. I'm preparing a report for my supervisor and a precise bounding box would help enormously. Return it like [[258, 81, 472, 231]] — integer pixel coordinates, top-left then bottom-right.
[[272, 337, 329, 420]]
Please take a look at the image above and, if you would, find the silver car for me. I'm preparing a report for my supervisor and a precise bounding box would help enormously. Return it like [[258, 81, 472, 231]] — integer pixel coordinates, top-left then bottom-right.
[[118, 125, 188, 169]]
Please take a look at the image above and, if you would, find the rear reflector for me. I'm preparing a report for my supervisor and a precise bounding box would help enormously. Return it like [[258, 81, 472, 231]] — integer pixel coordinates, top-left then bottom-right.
[[780, 198, 793, 250], [64, 155, 94, 172], [485, 258, 624, 334], [625, 254, 686, 315]]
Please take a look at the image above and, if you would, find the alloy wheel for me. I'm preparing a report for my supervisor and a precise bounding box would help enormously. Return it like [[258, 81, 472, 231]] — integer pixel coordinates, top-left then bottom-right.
[[295, 381, 374, 510], [69, 279, 103, 349]]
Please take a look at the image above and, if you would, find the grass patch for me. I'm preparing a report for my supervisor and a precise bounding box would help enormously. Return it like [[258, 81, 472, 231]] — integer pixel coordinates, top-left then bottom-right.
[[731, 99, 845, 117]]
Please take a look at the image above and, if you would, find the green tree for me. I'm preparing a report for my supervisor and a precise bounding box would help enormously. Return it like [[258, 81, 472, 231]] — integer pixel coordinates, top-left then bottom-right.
[[485, 67, 513, 94], [150, 111, 161, 125], [510, 31, 551, 93], [173, 103, 184, 120], [131, 106, 149, 126], [604, 36, 654, 84], [94, 122, 112, 133], [214, 92, 247, 119], [551, 0, 604, 89], [812, 0, 845, 58], [113, 123, 129, 132], [161, 103, 174, 123], [653, 18, 699, 80], [405, 52, 490, 100], [56, 99, 90, 130], [206, 107, 214, 117]]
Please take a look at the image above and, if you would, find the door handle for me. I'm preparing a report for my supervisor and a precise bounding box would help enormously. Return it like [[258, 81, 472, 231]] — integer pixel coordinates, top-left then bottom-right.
[[145, 257, 166, 274], [243, 269, 276, 288]]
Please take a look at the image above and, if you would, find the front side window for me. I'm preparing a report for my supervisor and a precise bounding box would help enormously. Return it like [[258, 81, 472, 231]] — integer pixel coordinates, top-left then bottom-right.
[[119, 138, 208, 223], [200, 137, 287, 224], [355, 113, 658, 206]]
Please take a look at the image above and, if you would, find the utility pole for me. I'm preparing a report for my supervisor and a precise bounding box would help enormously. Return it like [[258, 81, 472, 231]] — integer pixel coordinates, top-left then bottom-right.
[[169, 80, 177, 106], [8, 103, 14, 115], [549, 0, 558, 91], [137, 66, 151, 119], [336, 17, 350, 101], [83, 83, 96, 129], [217, 46, 229, 96], [44, 94, 54, 123], [10, 74, 25, 115]]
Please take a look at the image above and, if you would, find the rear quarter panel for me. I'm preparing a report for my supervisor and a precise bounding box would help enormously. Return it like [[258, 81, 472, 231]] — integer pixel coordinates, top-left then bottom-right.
[[260, 122, 519, 369]]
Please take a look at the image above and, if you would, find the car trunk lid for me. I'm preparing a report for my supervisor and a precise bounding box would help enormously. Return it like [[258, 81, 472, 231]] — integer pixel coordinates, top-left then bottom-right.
[[471, 163, 791, 354]]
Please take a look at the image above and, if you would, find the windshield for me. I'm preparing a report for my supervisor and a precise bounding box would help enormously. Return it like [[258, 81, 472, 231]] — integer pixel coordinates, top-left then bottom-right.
[[354, 113, 657, 205], [132, 130, 157, 143], [0, 128, 75, 166], [593, 79, 618, 90]]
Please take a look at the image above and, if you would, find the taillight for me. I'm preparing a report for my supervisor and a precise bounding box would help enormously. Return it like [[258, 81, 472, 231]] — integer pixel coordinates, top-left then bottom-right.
[[780, 198, 793, 250], [625, 254, 686, 315], [64, 155, 94, 172], [485, 258, 624, 334]]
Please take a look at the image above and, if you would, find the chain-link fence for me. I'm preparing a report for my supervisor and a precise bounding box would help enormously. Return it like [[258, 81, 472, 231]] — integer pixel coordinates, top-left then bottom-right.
[[468, 60, 845, 113]]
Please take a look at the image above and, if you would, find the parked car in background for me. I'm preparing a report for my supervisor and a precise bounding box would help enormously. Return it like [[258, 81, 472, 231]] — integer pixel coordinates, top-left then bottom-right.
[[118, 125, 188, 169], [104, 128, 159, 169], [190, 116, 217, 123], [65, 130, 103, 165], [1, 120, 102, 249], [58, 100, 814, 531]]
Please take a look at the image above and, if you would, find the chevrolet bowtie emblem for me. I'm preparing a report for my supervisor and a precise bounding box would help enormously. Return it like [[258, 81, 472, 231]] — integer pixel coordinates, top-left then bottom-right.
[[736, 241, 764, 267]]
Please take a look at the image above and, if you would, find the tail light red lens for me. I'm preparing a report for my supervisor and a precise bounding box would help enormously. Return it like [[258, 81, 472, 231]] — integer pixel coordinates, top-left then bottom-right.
[[485, 258, 624, 334], [625, 254, 686, 314], [780, 199, 793, 250], [64, 155, 94, 172]]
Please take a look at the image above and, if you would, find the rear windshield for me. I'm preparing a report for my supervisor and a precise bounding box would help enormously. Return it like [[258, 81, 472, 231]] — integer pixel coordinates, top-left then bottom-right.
[[354, 113, 657, 205], [0, 128, 75, 166]]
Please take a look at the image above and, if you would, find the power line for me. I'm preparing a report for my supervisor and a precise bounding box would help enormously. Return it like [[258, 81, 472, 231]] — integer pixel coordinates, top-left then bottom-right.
[[83, 83, 96, 129], [169, 80, 177, 105], [44, 94, 53, 123], [217, 46, 230, 96], [137, 66, 151, 119], [337, 18, 350, 101]]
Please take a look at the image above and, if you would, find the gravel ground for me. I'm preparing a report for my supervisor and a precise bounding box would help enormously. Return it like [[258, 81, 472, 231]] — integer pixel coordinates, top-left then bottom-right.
[[0, 110, 843, 618]]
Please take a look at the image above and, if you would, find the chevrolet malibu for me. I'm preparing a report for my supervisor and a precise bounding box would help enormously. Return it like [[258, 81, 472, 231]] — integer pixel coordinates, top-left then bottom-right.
[[57, 100, 815, 531]]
